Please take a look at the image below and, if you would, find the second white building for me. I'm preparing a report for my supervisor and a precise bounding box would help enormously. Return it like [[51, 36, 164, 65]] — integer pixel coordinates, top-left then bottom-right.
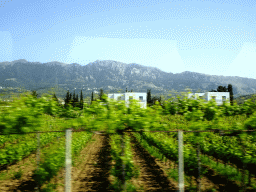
[[187, 92, 230, 106]]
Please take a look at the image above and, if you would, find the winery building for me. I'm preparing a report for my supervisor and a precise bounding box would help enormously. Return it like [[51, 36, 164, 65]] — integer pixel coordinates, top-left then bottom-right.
[[187, 92, 230, 106], [107, 92, 147, 109]]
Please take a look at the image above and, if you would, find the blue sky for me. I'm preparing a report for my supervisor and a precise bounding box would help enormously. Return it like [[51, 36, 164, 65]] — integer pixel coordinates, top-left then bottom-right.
[[0, 0, 256, 79]]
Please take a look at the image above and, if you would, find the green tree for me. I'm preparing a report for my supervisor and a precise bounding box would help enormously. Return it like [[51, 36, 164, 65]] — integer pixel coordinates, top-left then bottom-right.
[[74, 93, 79, 108], [126, 87, 128, 92], [217, 86, 228, 92], [31, 90, 39, 99], [64, 90, 70, 108], [228, 84, 234, 106], [147, 89, 152, 106], [91, 91, 94, 105], [69, 93, 72, 103], [52, 93, 58, 103], [99, 89, 104, 100], [151, 96, 161, 105], [70, 91, 76, 108], [80, 90, 84, 109]]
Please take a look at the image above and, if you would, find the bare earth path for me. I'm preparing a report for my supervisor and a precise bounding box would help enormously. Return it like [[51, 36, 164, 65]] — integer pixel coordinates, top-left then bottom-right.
[[128, 132, 179, 191], [49, 133, 113, 192]]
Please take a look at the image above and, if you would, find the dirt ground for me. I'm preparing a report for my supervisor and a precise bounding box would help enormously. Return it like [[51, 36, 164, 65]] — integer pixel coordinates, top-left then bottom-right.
[[44, 133, 113, 192], [0, 134, 66, 192], [128, 132, 239, 192], [0, 131, 254, 191]]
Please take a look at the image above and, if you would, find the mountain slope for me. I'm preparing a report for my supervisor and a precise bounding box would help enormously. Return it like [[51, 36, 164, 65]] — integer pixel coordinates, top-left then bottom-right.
[[0, 59, 256, 99]]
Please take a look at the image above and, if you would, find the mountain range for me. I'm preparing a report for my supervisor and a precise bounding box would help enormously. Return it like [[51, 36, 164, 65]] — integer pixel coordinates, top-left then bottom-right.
[[1, 59, 256, 100]]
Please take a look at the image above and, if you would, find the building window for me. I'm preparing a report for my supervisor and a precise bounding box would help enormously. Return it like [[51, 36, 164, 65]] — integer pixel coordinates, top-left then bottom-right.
[[222, 96, 226, 101], [199, 96, 203, 99], [211, 96, 216, 100], [129, 96, 133, 100], [117, 96, 121, 101], [139, 96, 143, 101]]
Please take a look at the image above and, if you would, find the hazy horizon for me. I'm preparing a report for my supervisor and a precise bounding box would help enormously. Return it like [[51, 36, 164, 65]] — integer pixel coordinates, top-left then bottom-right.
[[0, 0, 256, 79]]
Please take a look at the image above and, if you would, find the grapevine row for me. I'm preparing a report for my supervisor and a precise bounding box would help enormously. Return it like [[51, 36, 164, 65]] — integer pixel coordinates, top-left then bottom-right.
[[33, 131, 94, 189]]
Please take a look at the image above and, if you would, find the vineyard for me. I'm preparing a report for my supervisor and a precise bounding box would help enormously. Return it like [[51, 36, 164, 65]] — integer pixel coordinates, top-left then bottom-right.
[[1, 91, 256, 191]]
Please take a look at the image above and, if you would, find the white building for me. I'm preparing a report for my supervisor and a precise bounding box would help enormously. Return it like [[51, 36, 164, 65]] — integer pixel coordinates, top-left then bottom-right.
[[107, 92, 147, 109], [187, 92, 230, 106]]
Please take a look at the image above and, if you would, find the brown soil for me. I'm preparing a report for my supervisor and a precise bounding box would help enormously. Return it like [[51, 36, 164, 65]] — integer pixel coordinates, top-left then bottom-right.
[[0, 152, 38, 192], [0, 134, 66, 192], [128, 132, 178, 191], [1, 130, 254, 192], [128, 132, 231, 192], [202, 154, 256, 191], [44, 133, 114, 192]]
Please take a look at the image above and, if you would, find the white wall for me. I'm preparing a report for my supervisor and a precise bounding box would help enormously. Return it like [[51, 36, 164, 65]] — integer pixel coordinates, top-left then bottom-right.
[[108, 92, 147, 108], [188, 92, 230, 106]]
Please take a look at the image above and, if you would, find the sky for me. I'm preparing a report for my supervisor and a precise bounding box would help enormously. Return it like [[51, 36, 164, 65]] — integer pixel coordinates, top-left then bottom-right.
[[0, 0, 256, 79]]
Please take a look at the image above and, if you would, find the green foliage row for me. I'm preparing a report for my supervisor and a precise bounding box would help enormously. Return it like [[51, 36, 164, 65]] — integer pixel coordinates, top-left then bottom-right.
[[109, 133, 140, 191], [0, 133, 36, 147], [183, 131, 256, 176], [162, 91, 256, 123], [139, 131, 208, 177], [33, 131, 93, 188], [1, 88, 256, 135], [0, 131, 65, 166]]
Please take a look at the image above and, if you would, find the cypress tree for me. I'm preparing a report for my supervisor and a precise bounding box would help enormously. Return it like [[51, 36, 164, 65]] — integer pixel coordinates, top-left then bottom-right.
[[91, 91, 94, 105], [52, 93, 58, 103], [80, 90, 84, 109], [64, 90, 70, 108], [126, 87, 127, 92], [147, 89, 152, 106], [228, 84, 234, 106], [99, 89, 104, 100], [69, 92, 73, 107], [31, 90, 39, 99], [75, 93, 79, 108], [71, 91, 74, 108], [69, 93, 72, 101], [73, 91, 76, 101]]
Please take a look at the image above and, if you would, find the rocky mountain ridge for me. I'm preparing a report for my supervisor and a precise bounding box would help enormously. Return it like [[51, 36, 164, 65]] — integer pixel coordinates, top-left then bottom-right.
[[0, 59, 256, 99]]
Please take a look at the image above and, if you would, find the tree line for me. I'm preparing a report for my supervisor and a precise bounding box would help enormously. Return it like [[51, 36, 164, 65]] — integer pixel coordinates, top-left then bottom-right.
[[29, 84, 234, 110]]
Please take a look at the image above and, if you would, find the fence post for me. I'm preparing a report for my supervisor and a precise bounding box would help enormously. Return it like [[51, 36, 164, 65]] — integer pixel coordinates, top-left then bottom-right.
[[121, 131, 126, 191], [35, 131, 40, 192], [65, 128, 72, 192], [178, 130, 184, 192], [240, 137, 246, 192], [197, 142, 201, 192]]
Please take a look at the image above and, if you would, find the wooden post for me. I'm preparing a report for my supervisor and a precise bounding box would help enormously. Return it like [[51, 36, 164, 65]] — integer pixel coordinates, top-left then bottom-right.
[[65, 129, 72, 192], [239, 137, 246, 192], [35, 132, 40, 192], [197, 142, 201, 192], [178, 130, 184, 192], [121, 131, 126, 191]]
